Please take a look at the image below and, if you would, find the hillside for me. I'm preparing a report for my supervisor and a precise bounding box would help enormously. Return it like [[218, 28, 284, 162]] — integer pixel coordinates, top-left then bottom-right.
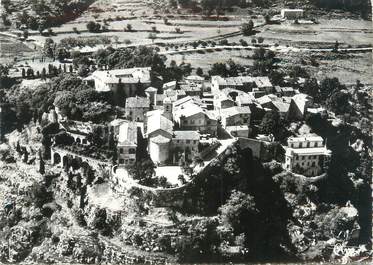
[[2, 0, 96, 30], [0, 120, 370, 263]]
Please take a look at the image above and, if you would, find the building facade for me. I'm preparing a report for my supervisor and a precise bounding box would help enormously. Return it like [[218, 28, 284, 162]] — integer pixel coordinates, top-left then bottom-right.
[[171, 131, 200, 163], [284, 135, 332, 177], [85, 68, 151, 105], [125, 96, 150, 122], [281, 9, 304, 19], [117, 121, 138, 166]]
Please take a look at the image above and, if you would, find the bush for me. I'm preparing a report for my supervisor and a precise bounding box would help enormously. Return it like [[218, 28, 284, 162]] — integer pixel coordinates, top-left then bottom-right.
[[86, 21, 101, 33]]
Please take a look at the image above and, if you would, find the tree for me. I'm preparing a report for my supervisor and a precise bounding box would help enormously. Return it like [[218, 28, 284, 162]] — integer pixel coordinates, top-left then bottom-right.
[[219, 190, 258, 232], [201, 0, 216, 16], [53, 92, 75, 116], [320, 77, 345, 100], [86, 21, 101, 33], [301, 78, 320, 100], [43, 38, 55, 58], [148, 33, 157, 43], [126, 24, 133, 31], [209, 59, 242, 77], [241, 20, 254, 36], [326, 91, 351, 115], [23, 30, 29, 39], [252, 48, 277, 75], [57, 48, 68, 62], [41, 68, 47, 79], [259, 111, 285, 140], [196, 67, 203, 77], [23, 147, 29, 163], [39, 157, 45, 175], [16, 141, 22, 155]]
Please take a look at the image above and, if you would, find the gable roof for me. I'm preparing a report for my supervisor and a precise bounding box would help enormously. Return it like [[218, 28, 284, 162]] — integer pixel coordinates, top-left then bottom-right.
[[292, 93, 312, 115], [118, 121, 137, 145], [147, 113, 173, 136], [220, 106, 251, 118], [88, 67, 151, 85], [145, 86, 158, 92], [272, 101, 290, 113]]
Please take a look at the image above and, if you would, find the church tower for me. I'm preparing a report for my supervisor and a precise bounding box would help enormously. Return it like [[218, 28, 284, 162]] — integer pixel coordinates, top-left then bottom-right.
[[163, 97, 173, 121]]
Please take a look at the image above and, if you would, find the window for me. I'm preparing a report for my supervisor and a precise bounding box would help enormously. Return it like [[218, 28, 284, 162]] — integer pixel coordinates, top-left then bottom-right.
[[119, 148, 124, 154], [176, 140, 180, 143], [186, 140, 190, 144], [193, 140, 197, 144], [307, 142, 310, 148], [312, 162, 316, 166], [302, 156, 305, 160], [299, 143, 303, 148], [184, 120, 188, 124], [291, 143, 294, 148], [207, 121, 211, 125], [198, 120, 201, 124], [191, 120, 195, 124], [119, 159, 124, 164], [129, 148, 136, 154]]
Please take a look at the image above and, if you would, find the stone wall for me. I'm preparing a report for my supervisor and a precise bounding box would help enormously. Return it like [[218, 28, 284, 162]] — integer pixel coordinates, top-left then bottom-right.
[[237, 137, 281, 162]]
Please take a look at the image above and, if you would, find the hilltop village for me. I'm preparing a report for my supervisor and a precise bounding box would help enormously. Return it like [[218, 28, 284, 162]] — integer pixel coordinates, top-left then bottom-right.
[[0, 0, 372, 264]]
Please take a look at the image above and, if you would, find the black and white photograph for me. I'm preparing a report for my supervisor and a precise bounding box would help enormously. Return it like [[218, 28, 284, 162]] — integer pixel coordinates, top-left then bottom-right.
[[0, 0, 372, 264]]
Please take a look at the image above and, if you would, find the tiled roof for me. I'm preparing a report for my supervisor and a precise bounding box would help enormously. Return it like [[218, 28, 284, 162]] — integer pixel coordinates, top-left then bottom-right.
[[179, 84, 202, 92], [213, 76, 272, 89], [288, 134, 323, 143], [156, 94, 166, 102], [147, 113, 173, 136], [220, 106, 251, 117], [150, 134, 171, 144], [87, 67, 151, 85], [109, 118, 127, 127], [118, 121, 137, 145], [272, 101, 290, 113], [60, 120, 93, 136], [292, 93, 312, 115], [173, 130, 200, 140], [163, 81, 177, 89], [165, 89, 186, 97], [145, 86, 158, 92], [286, 147, 332, 156], [226, 125, 249, 132], [185, 75, 205, 81], [125, 96, 150, 108]]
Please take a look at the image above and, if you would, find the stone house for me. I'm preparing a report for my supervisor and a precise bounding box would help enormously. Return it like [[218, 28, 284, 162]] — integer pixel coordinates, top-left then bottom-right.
[[125, 96, 150, 122], [284, 134, 332, 177]]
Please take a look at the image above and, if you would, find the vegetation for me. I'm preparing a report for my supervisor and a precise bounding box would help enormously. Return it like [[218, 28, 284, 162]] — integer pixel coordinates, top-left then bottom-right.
[[11, 0, 94, 31], [310, 0, 370, 18], [241, 20, 254, 36]]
